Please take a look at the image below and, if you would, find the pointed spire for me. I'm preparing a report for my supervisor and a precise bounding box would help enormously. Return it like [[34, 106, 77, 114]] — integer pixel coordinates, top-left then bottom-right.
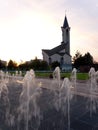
[[63, 14, 69, 28]]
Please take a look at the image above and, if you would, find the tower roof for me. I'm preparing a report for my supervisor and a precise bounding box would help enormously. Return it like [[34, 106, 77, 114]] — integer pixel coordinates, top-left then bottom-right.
[[63, 15, 69, 28]]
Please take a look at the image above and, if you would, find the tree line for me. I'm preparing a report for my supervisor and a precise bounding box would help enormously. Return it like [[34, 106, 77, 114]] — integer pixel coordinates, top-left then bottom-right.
[[0, 57, 60, 71], [73, 51, 98, 72], [0, 51, 98, 72]]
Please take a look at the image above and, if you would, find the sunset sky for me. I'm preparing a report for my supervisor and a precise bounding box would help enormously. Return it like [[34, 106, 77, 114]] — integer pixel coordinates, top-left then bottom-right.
[[0, 0, 98, 63]]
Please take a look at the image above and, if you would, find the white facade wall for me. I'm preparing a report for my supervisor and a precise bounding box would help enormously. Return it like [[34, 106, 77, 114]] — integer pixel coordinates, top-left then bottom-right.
[[63, 54, 71, 64], [42, 51, 71, 65], [50, 53, 71, 64], [51, 54, 61, 62], [42, 51, 50, 63]]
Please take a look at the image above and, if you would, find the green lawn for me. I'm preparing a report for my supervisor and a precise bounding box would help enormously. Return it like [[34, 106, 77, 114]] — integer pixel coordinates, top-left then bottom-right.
[[76, 73, 89, 80], [7, 71, 89, 80], [35, 72, 89, 80]]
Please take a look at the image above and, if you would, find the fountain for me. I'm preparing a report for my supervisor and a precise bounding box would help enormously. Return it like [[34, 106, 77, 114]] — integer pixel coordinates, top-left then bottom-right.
[[88, 67, 98, 117], [70, 68, 77, 91], [60, 78, 72, 130], [0, 67, 98, 130], [17, 69, 42, 130], [53, 66, 61, 88]]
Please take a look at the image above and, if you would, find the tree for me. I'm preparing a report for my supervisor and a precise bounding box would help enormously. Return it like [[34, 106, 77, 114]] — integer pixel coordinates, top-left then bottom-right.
[[73, 52, 94, 71], [7, 60, 17, 70], [50, 61, 60, 70], [72, 50, 82, 63], [84, 52, 93, 65], [18, 58, 50, 71], [40, 60, 49, 70], [31, 58, 41, 70], [18, 62, 30, 71]]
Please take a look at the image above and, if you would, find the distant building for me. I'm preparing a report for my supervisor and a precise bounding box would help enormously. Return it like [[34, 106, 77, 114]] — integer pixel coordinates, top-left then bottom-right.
[[42, 15, 72, 71], [1, 60, 7, 66]]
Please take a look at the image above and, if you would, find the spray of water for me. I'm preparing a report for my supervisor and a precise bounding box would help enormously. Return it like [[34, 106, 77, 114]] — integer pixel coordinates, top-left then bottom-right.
[[1, 67, 98, 130], [88, 67, 97, 117], [70, 68, 77, 91], [52, 67, 61, 110], [0, 71, 11, 127], [18, 69, 42, 130], [52, 67, 72, 130], [53, 66, 61, 88], [60, 78, 72, 130]]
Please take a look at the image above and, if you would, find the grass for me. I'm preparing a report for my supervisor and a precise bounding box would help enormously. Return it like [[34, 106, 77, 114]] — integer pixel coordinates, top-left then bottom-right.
[[35, 71, 52, 78], [35, 71, 89, 80], [7, 71, 89, 80], [8, 70, 89, 80], [76, 73, 89, 80]]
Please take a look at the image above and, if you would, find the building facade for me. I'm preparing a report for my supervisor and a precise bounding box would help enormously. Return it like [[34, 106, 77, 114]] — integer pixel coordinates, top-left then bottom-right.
[[42, 15, 72, 71]]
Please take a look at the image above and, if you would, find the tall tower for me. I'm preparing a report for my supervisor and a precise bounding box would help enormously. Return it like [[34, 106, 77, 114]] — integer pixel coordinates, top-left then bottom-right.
[[61, 15, 70, 55]]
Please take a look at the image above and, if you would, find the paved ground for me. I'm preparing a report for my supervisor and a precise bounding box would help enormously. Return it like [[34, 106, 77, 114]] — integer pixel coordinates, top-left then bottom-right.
[[0, 79, 98, 130]]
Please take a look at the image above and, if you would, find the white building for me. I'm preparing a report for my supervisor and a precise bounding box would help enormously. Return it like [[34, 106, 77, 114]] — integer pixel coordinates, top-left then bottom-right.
[[42, 15, 72, 71]]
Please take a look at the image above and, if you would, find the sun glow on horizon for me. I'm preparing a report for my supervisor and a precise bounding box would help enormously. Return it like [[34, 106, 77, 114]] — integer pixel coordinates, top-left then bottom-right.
[[0, 11, 62, 62]]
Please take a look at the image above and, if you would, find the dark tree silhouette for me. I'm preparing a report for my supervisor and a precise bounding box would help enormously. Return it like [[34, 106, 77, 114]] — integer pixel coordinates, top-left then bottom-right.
[[73, 51, 93, 71], [7, 60, 17, 70], [0, 60, 6, 70], [50, 61, 60, 70]]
